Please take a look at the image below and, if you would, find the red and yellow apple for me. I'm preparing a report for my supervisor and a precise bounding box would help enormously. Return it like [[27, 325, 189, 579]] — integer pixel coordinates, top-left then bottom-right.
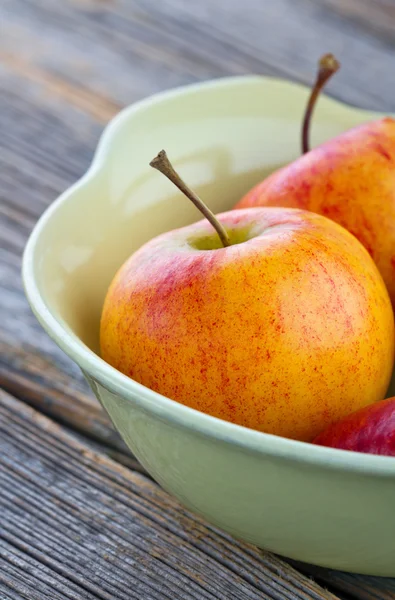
[[236, 118, 395, 305], [314, 397, 395, 456], [101, 201, 394, 442], [235, 54, 395, 307]]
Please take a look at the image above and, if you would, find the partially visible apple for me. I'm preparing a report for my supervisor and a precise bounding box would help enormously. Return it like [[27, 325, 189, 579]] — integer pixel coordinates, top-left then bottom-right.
[[236, 117, 395, 306], [235, 55, 395, 307], [313, 398, 395, 456], [100, 151, 394, 442]]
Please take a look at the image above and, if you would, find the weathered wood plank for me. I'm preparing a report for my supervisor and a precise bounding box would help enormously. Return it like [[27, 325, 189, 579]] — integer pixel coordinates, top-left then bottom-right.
[[0, 388, 339, 600], [290, 561, 395, 600], [317, 0, 395, 41], [0, 337, 127, 453], [3, 0, 395, 111], [0, 68, 121, 448]]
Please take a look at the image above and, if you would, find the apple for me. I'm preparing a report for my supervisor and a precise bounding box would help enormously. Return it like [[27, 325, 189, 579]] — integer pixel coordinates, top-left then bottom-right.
[[235, 54, 395, 307], [313, 398, 395, 456], [100, 151, 394, 442]]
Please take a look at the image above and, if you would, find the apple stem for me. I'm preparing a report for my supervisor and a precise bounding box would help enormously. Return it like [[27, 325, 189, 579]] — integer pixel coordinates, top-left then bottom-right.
[[302, 53, 340, 154], [150, 150, 230, 248]]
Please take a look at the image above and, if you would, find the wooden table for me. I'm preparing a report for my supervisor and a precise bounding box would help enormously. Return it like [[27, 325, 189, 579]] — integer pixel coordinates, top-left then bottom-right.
[[1, 1, 395, 598]]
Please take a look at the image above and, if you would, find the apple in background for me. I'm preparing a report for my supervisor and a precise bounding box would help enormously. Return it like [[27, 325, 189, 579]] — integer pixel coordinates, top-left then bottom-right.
[[100, 151, 394, 442], [313, 398, 395, 456], [235, 54, 395, 307]]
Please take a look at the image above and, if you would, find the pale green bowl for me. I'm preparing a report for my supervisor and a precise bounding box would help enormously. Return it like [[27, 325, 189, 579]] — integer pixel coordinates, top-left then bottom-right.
[[23, 75, 395, 576]]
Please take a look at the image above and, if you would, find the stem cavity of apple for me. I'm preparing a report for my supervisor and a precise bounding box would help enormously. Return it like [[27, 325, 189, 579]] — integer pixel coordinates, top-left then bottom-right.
[[150, 150, 230, 248], [302, 53, 340, 155]]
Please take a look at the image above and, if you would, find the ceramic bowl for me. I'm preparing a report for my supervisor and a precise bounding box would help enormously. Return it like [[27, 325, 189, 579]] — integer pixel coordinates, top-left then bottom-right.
[[23, 75, 395, 576]]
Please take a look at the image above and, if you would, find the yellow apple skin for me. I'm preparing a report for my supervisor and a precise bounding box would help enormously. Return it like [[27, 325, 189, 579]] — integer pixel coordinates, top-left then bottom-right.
[[236, 118, 395, 306], [100, 207, 394, 442]]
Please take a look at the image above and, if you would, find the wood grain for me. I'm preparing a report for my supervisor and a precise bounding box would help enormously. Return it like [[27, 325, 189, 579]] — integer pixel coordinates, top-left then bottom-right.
[[3, 0, 395, 111], [0, 338, 128, 453], [1, 0, 395, 593], [0, 388, 339, 600], [289, 562, 395, 600], [0, 65, 116, 445]]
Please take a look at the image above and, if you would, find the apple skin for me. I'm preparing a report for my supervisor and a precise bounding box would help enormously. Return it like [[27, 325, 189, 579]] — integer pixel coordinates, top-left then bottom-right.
[[235, 118, 395, 306], [313, 398, 395, 456], [100, 207, 394, 442]]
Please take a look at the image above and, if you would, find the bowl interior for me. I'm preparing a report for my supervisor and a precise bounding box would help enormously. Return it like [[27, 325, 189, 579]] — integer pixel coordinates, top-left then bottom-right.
[[29, 76, 381, 361]]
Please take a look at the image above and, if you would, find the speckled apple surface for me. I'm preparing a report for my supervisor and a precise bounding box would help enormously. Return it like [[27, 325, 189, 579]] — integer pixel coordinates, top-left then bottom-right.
[[23, 76, 395, 576], [236, 117, 395, 308]]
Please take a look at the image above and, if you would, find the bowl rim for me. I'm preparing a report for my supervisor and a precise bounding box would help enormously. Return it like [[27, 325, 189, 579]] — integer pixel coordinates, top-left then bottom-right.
[[22, 74, 395, 477]]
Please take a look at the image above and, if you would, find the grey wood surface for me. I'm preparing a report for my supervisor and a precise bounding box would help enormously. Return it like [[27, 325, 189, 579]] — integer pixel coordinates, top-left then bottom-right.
[[1, 0, 395, 597], [0, 389, 340, 600]]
